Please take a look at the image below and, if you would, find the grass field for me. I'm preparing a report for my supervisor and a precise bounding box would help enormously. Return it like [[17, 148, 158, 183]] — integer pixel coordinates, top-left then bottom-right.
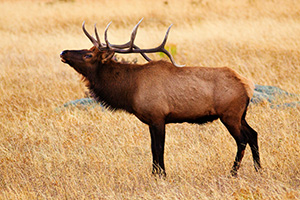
[[1, 0, 300, 199]]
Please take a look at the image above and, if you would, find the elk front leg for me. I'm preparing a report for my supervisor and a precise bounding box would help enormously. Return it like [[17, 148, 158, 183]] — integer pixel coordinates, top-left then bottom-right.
[[149, 122, 166, 177]]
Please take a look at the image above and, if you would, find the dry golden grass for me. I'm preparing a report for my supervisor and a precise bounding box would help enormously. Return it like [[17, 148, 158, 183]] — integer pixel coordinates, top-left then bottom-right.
[[0, 0, 300, 199]]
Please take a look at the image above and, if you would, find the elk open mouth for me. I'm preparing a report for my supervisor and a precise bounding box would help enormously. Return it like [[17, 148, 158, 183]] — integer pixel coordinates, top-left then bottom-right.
[[60, 54, 67, 63], [61, 58, 67, 63]]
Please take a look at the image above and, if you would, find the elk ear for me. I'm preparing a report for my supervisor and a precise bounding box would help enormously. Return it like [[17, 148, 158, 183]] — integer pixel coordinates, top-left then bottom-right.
[[101, 51, 115, 63]]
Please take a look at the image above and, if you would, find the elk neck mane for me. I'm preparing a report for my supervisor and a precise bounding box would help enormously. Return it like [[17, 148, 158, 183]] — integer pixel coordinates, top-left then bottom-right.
[[82, 59, 146, 112]]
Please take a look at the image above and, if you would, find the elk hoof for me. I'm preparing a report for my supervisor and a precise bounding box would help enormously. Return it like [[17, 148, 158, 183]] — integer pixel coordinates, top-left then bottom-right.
[[230, 169, 238, 177], [152, 169, 166, 178]]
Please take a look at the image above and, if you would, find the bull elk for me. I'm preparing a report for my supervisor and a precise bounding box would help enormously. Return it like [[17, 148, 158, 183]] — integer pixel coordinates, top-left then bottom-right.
[[60, 19, 261, 177]]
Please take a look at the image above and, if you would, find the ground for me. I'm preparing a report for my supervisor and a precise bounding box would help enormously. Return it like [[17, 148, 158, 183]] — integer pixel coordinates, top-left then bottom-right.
[[0, 0, 299, 199]]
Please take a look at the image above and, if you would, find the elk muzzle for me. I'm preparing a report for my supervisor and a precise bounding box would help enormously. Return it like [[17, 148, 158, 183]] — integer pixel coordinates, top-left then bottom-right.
[[60, 50, 68, 63]]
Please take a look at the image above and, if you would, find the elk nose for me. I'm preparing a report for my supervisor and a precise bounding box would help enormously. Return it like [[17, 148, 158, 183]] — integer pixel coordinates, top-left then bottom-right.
[[60, 51, 68, 63], [60, 50, 67, 56]]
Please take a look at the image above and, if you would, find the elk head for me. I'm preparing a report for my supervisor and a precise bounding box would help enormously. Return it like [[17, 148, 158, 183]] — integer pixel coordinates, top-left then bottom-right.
[[60, 18, 184, 76]]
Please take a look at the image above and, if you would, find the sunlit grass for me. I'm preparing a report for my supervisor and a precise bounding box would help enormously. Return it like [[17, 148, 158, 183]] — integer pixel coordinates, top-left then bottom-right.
[[0, 0, 299, 199]]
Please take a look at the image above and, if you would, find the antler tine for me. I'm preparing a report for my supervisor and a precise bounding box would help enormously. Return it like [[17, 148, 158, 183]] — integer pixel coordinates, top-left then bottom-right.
[[160, 24, 172, 48], [161, 48, 185, 67], [104, 21, 113, 49], [132, 44, 152, 61], [128, 18, 143, 50], [82, 21, 99, 48], [158, 24, 185, 67], [94, 23, 104, 48]]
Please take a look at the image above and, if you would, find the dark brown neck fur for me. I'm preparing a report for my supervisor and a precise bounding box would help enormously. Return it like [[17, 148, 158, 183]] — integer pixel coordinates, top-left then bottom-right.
[[85, 60, 140, 113]]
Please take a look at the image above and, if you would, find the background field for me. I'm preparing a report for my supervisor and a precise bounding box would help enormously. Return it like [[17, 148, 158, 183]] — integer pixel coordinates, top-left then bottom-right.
[[0, 0, 299, 199]]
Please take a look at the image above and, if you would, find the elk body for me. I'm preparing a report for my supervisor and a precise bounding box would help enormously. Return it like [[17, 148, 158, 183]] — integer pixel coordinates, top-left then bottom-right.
[[60, 19, 261, 176]]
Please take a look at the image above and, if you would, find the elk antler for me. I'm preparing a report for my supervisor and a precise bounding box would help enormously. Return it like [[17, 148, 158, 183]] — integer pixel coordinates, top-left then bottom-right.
[[83, 19, 185, 67], [104, 19, 185, 67], [83, 20, 151, 61], [83, 21, 103, 48]]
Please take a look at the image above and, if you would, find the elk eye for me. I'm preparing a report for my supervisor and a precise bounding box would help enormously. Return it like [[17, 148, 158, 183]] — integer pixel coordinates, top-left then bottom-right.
[[84, 54, 93, 59]]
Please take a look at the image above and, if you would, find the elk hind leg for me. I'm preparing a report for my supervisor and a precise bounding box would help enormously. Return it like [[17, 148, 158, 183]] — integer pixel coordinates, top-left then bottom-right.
[[221, 118, 247, 176], [241, 119, 261, 171]]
